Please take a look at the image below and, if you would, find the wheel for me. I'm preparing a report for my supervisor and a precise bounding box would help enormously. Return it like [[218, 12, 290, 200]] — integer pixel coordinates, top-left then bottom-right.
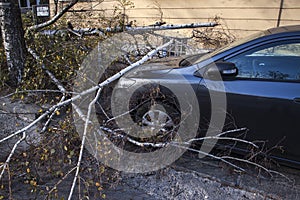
[[133, 101, 181, 142]]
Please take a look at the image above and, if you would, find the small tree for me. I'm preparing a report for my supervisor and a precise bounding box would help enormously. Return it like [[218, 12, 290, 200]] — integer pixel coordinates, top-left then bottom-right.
[[115, 0, 135, 31]]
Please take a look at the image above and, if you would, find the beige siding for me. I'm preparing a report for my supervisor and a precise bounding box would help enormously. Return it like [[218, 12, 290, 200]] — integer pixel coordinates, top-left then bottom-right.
[[52, 0, 300, 37], [129, 0, 300, 36]]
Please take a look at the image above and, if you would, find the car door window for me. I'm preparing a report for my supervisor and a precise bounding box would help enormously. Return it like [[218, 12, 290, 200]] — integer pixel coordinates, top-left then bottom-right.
[[226, 41, 300, 81]]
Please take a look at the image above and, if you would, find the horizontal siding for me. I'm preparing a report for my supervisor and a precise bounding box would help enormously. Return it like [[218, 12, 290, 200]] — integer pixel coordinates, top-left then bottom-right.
[[284, 0, 300, 7], [127, 8, 279, 20], [133, 0, 282, 8], [54, 0, 300, 37]]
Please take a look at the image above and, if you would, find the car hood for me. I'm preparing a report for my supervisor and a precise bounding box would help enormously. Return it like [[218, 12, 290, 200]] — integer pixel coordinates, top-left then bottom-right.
[[141, 56, 182, 69], [125, 53, 208, 78]]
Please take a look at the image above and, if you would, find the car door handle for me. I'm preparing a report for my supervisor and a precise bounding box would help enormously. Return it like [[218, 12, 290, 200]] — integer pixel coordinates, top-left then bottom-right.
[[294, 98, 300, 104]]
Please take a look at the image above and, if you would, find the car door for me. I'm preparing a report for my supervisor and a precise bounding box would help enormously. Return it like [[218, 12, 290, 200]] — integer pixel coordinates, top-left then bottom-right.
[[205, 39, 300, 163]]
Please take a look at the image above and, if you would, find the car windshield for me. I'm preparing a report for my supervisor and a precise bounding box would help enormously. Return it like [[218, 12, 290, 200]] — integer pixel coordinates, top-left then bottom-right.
[[192, 31, 266, 64]]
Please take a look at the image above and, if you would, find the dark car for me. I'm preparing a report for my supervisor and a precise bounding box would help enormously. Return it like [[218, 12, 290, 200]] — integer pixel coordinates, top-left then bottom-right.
[[101, 25, 300, 167]]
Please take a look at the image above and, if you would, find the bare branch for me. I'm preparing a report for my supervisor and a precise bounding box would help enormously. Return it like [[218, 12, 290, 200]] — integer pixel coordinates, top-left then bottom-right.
[[40, 22, 218, 36], [186, 136, 259, 149], [171, 143, 245, 171], [68, 28, 83, 37], [68, 88, 102, 200], [44, 167, 76, 200], [0, 132, 26, 179], [72, 103, 89, 123], [67, 39, 174, 199], [221, 156, 293, 182], [98, 124, 294, 184], [120, 22, 218, 32], [216, 127, 247, 137], [28, 47, 67, 132], [27, 48, 66, 93], [0, 90, 80, 101]]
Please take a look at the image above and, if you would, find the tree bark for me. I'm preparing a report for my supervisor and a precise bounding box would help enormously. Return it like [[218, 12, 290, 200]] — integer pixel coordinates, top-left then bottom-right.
[[0, 0, 26, 87]]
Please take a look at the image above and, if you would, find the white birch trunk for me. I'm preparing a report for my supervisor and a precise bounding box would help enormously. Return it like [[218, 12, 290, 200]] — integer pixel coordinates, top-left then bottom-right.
[[0, 0, 26, 86], [40, 22, 218, 36]]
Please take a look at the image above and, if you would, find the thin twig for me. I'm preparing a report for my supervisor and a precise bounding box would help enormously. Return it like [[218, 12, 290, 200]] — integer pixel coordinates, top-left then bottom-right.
[[171, 143, 245, 172], [68, 88, 102, 199], [28, 48, 67, 133], [0, 132, 26, 179], [187, 136, 258, 148], [221, 156, 293, 182], [44, 167, 76, 200], [7, 165, 12, 200]]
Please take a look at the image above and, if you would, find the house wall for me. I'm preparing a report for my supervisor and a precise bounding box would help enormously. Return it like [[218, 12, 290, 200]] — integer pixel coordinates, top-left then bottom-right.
[[50, 0, 300, 38]]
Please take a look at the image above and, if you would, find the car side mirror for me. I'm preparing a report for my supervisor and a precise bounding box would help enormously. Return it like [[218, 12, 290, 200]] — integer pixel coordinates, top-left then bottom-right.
[[195, 61, 238, 80]]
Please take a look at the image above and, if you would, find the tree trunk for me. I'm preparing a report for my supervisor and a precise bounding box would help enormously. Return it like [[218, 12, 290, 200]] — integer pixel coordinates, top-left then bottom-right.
[[0, 0, 26, 87]]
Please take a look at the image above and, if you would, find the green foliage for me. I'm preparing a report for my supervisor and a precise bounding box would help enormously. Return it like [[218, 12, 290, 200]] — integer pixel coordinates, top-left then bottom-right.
[[20, 31, 103, 101], [0, 3, 125, 198], [0, 13, 122, 199], [6, 113, 113, 199], [0, 14, 103, 95]]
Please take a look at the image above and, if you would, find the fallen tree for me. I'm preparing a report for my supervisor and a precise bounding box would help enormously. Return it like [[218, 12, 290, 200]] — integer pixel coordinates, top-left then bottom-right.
[[0, 3, 293, 197], [0, 35, 293, 199]]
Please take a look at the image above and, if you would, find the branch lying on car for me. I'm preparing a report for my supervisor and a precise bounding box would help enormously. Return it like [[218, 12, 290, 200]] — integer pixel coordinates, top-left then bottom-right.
[[62, 39, 174, 200], [0, 34, 294, 199], [1, 39, 175, 199], [0, 39, 174, 144]]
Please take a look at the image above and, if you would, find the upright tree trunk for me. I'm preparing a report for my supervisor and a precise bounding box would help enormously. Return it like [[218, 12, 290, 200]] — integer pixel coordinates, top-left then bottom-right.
[[0, 0, 26, 87]]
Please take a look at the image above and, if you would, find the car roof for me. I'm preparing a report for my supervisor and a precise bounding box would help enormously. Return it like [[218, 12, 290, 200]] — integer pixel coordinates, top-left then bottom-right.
[[266, 25, 300, 35]]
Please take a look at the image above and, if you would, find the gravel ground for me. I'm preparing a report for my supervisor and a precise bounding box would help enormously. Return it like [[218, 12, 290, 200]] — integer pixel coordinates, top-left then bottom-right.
[[119, 169, 268, 200], [0, 98, 42, 160]]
